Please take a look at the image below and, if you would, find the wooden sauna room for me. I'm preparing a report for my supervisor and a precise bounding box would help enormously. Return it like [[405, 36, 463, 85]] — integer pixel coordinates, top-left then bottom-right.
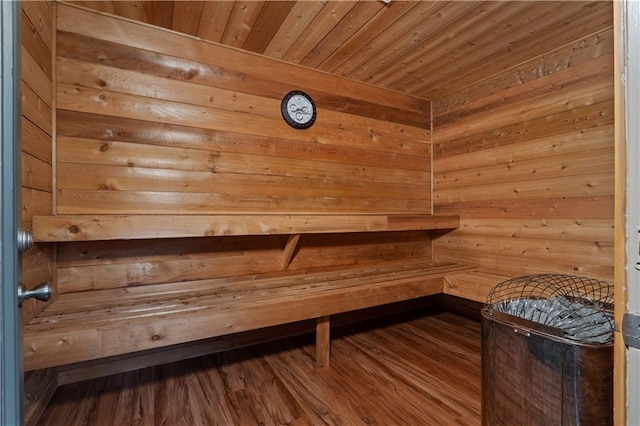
[[9, 0, 638, 424]]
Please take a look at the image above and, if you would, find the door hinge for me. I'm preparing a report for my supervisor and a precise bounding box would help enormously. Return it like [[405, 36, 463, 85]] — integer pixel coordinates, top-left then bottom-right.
[[17, 228, 33, 253], [623, 312, 640, 349]]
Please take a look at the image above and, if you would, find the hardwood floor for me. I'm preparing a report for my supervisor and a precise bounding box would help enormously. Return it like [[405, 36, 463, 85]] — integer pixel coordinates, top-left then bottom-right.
[[37, 309, 481, 425]]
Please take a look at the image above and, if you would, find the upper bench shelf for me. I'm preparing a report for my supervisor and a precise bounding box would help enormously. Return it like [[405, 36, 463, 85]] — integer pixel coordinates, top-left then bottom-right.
[[31, 214, 459, 242]]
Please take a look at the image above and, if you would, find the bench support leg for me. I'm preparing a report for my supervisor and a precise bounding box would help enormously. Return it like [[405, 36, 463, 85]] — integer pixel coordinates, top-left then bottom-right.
[[316, 316, 331, 368]]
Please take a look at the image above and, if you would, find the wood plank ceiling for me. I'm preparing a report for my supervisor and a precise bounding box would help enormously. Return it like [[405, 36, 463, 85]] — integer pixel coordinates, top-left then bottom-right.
[[67, 1, 613, 100]]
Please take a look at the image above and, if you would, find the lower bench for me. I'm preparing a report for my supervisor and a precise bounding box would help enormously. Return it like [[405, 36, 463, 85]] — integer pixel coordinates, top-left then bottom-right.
[[23, 260, 475, 371]]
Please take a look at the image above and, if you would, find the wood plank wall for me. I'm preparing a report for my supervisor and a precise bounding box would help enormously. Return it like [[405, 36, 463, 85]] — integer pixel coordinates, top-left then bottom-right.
[[56, 5, 431, 216], [21, 2, 57, 425], [21, 1, 54, 324], [432, 11, 614, 283], [53, 4, 433, 296]]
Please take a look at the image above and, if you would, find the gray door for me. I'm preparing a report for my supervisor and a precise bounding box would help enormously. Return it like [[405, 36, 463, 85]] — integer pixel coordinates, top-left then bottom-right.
[[1, 1, 23, 424]]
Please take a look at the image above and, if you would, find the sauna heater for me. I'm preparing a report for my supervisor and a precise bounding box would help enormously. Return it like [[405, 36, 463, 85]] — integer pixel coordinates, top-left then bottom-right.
[[481, 274, 614, 425]]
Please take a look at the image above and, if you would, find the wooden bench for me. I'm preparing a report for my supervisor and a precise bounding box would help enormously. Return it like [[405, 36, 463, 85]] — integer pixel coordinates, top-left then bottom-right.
[[23, 260, 475, 371], [27, 213, 480, 372], [443, 268, 514, 303]]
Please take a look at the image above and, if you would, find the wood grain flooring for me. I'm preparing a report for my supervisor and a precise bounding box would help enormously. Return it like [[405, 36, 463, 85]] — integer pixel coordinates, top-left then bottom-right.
[[37, 309, 481, 425]]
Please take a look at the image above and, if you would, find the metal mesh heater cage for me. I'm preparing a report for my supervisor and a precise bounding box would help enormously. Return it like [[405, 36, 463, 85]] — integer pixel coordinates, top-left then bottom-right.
[[481, 274, 614, 426], [485, 273, 614, 343]]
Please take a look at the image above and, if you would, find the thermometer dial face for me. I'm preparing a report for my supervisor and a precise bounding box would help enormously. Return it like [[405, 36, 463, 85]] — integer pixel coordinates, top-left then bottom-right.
[[281, 91, 316, 129]]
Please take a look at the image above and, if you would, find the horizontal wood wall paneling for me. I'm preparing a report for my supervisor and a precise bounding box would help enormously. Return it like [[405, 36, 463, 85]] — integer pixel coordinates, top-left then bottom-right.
[[288, 232, 432, 271], [40, 4, 442, 367], [21, 1, 53, 52], [20, 0, 54, 216], [55, 55, 429, 142], [54, 253, 288, 295], [56, 163, 429, 202], [22, 189, 53, 226], [54, 5, 433, 220], [434, 234, 613, 268], [22, 82, 52, 136], [21, 8, 52, 78], [22, 152, 52, 192], [22, 47, 52, 109], [55, 190, 429, 215], [434, 246, 613, 283], [22, 117, 52, 163], [49, 231, 432, 294], [434, 104, 614, 168], [432, 14, 614, 283], [56, 138, 429, 187], [56, 248, 283, 294], [452, 218, 614, 244], [55, 55, 277, 118], [437, 122, 606, 172], [435, 51, 614, 127], [56, 3, 431, 120], [434, 196, 614, 220], [443, 270, 513, 303], [56, 111, 429, 172], [434, 77, 613, 143], [21, 0, 54, 333], [21, 243, 54, 325], [435, 172, 613, 204], [438, 25, 611, 113], [22, 244, 54, 287], [56, 235, 287, 266], [435, 148, 613, 191], [56, 83, 425, 158]]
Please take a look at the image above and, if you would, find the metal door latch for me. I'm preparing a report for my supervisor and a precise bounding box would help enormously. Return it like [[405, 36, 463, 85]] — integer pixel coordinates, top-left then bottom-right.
[[17, 282, 52, 307], [623, 312, 640, 349]]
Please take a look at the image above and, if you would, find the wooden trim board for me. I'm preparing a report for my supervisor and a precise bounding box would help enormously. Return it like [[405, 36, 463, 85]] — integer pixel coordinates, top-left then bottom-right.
[[32, 214, 459, 241]]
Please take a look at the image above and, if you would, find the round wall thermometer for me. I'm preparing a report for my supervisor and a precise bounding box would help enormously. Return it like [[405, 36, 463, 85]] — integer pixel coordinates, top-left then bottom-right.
[[281, 90, 317, 129]]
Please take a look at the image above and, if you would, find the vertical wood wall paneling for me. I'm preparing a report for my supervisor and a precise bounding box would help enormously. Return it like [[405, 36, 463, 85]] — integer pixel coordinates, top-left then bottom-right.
[[21, 2, 56, 425], [432, 14, 615, 285], [53, 4, 432, 295]]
